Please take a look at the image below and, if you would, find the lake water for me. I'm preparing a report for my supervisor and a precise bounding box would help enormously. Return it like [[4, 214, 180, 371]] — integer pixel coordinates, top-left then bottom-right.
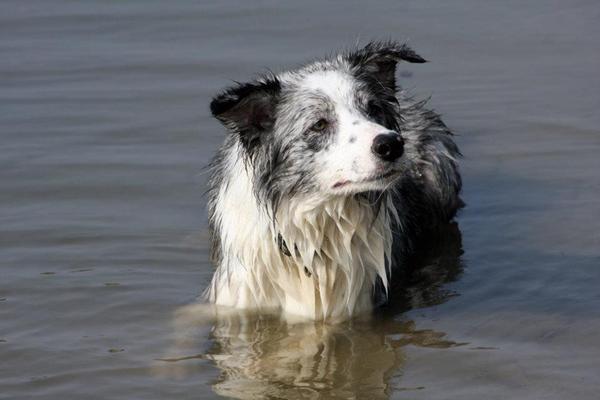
[[1, 1, 599, 399]]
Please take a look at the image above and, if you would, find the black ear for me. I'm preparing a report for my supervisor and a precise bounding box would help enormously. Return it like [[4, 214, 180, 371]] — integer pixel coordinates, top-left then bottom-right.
[[348, 41, 427, 91], [210, 77, 281, 150]]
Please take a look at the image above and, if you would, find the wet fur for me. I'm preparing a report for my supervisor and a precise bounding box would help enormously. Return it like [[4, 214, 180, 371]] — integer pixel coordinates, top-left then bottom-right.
[[205, 41, 462, 320]]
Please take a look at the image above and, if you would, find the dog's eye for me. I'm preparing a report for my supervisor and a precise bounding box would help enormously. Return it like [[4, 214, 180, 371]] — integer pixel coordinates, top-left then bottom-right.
[[310, 119, 328, 132], [367, 101, 384, 120]]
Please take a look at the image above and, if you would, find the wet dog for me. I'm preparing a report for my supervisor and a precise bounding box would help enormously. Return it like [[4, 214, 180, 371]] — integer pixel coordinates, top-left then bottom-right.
[[205, 41, 462, 320]]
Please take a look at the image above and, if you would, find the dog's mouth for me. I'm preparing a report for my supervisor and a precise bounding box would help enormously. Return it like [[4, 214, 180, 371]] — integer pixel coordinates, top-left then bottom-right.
[[332, 169, 401, 189]]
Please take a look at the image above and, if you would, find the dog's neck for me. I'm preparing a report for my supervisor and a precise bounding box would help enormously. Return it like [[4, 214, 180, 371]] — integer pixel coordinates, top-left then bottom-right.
[[272, 195, 395, 319], [207, 161, 395, 320]]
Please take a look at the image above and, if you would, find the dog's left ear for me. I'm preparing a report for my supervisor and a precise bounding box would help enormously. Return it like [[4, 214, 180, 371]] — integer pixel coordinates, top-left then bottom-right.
[[348, 41, 427, 91], [210, 77, 281, 150]]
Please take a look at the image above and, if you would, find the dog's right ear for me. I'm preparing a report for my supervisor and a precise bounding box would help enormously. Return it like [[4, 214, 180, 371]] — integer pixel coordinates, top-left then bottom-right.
[[210, 78, 281, 150], [347, 41, 427, 92]]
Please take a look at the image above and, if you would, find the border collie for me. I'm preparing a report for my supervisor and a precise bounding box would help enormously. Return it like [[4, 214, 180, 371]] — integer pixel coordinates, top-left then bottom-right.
[[205, 41, 462, 321]]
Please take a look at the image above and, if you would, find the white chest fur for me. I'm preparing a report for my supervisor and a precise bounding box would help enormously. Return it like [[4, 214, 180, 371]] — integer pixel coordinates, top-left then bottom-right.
[[206, 158, 395, 320]]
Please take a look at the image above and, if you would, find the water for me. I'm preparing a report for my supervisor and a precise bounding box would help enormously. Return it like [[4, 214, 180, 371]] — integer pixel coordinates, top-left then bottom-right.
[[1, 1, 599, 399]]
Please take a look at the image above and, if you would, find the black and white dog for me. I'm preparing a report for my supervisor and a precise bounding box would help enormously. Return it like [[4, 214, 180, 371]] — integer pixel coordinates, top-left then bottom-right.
[[206, 41, 462, 320]]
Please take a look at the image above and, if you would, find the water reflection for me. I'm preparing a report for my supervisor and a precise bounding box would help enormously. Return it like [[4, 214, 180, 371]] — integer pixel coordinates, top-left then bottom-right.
[[159, 223, 464, 399]]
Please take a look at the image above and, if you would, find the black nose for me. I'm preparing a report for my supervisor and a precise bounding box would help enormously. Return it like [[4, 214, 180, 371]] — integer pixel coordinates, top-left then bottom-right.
[[371, 133, 404, 162]]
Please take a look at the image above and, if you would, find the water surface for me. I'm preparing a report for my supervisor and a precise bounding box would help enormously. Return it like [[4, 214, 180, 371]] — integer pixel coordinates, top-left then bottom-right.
[[1, 1, 599, 399]]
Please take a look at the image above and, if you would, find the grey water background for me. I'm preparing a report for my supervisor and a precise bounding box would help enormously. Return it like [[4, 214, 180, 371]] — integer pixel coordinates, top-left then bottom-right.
[[1, 0, 599, 399]]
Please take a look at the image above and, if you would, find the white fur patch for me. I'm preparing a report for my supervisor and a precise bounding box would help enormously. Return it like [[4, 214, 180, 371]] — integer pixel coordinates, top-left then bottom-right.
[[205, 148, 396, 320]]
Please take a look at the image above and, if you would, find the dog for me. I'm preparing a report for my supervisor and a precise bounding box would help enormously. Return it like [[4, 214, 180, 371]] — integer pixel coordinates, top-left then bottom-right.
[[205, 41, 462, 321]]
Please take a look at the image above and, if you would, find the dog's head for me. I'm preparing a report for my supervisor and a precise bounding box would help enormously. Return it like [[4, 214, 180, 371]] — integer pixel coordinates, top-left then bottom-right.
[[210, 41, 427, 208]]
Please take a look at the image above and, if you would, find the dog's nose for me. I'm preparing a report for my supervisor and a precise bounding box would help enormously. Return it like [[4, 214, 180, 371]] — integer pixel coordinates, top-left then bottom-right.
[[371, 132, 404, 162]]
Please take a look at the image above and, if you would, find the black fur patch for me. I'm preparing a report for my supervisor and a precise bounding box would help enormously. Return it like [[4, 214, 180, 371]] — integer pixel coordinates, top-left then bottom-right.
[[347, 41, 426, 92], [364, 97, 400, 131], [210, 77, 281, 153]]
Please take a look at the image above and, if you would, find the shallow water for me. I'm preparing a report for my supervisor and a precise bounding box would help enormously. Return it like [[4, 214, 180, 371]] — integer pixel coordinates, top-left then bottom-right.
[[1, 1, 599, 399]]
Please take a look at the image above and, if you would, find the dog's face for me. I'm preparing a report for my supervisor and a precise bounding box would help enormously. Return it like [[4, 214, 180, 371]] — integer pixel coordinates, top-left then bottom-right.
[[210, 41, 426, 207]]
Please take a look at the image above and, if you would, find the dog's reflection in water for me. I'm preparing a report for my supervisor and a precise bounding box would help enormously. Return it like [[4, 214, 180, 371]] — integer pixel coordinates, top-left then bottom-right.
[[158, 223, 463, 400]]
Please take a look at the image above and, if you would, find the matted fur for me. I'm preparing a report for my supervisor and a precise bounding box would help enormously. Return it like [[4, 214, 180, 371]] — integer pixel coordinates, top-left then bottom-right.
[[205, 41, 462, 320]]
